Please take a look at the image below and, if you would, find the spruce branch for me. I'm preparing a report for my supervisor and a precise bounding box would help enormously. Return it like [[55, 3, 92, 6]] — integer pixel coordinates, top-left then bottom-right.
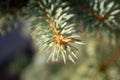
[[73, 0, 120, 33], [28, 0, 84, 63]]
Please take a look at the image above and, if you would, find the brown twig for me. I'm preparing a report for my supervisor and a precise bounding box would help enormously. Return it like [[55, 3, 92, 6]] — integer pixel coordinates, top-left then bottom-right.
[[92, 44, 120, 80]]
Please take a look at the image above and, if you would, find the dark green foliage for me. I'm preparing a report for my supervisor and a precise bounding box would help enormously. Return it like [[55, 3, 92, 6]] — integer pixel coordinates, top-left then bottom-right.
[[82, 0, 120, 30]]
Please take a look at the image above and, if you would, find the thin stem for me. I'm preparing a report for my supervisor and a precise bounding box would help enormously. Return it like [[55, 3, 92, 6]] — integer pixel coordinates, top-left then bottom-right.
[[105, 45, 120, 66]]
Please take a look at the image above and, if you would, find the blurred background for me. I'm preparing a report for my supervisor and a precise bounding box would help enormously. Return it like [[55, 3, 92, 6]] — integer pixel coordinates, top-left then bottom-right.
[[0, 0, 120, 80]]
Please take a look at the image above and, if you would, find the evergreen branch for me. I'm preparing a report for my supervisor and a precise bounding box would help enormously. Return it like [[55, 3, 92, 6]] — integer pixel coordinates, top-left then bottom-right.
[[28, 0, 83, 63], [73, 0, 120, 32]]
